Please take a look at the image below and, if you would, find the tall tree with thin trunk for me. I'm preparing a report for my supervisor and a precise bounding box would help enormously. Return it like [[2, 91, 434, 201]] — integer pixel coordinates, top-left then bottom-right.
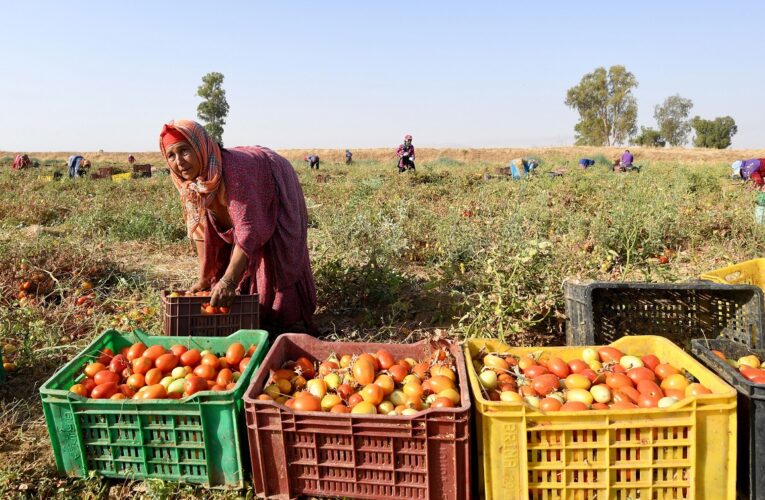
[[565, 65, 639, 146], [197, 72, 230, 145], [654, 95, 693, 146]]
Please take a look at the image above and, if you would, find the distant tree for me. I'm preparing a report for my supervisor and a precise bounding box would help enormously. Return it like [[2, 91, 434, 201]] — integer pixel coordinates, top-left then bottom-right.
[[691, 116, 738, 149], [565, 65, 639, 146], [634, 127, 666, 147], [197, 72, 230, 145], [654, 95, 693, 146]]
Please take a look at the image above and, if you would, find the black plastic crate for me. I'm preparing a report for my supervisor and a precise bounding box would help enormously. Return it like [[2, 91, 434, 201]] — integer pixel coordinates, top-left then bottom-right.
[[692, 338, 765, 499], [564, 279, 764, 350]]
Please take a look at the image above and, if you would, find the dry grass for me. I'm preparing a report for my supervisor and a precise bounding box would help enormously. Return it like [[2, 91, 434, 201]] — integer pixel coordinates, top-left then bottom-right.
[[4, 146, 764, 168]]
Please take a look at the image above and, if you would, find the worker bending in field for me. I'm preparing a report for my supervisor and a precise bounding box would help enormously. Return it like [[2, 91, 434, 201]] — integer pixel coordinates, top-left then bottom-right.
[[304, 155, 320, 170], [508, 157, 538, 179], [578, 158, 595, 169], [160, 119, 317, 333], [12, 154, 30, 170], [396, 134, 415, 172], [67, 155, 91, 178], [345, 150, 353, 165], [732, 159, 765, 189]]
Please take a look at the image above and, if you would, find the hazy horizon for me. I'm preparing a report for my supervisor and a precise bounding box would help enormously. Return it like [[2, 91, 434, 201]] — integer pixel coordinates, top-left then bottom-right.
[[2, 1, 763, 151]]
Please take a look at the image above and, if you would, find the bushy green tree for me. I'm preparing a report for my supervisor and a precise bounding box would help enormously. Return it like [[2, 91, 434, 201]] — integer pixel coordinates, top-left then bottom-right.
[[565, 65, 638, 146], [654, 95, 693, 146], [634, 127, 666, 147], [197, 72, 230, 145], [691, 116, 737, 149]]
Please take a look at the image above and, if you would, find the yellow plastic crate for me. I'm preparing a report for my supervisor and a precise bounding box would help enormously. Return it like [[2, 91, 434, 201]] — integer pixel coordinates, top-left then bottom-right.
[[39, 175, 53, 182], [111, 172, 133, 183], [700, 258, 765, 289], [465, 336, 737, 500]]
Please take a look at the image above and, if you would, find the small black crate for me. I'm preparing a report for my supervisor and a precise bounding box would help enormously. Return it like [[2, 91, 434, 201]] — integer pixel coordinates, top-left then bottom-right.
[[692, 338, 765, 499], [161, 290, 260, 337], [564, 279, 764, 349]]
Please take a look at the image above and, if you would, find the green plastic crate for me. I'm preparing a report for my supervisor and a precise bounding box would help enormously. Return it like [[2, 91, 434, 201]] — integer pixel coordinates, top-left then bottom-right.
[[40, 329, 268, 488]]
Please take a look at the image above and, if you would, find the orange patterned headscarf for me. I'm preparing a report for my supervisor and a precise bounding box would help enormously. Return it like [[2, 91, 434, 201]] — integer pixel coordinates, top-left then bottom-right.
[[159, 119, 224, 239]]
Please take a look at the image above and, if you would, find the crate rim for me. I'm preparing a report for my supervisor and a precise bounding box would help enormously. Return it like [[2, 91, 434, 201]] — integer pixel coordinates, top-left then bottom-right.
[[243, 332, 472, 417], [691, 338, 765, 402], [40, 328, 269, 405], [466, 335, 736, 416]]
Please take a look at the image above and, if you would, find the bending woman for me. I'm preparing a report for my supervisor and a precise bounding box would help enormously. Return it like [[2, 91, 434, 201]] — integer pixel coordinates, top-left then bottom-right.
[[159, 119, 317, 333]]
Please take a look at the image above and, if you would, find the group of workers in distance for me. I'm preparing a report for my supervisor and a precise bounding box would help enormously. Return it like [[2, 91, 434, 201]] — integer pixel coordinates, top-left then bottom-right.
[[303, 135, 416, 173], [578, 150, 638, 172]]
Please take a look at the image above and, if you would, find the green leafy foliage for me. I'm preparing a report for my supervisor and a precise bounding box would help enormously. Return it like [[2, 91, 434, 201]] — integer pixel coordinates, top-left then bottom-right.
[[654, 94, 693, 146], [565, 65, 639, 146], [634, 127, 666, 147], [691, 115, 738, 149], [196, 72, 229, 145]]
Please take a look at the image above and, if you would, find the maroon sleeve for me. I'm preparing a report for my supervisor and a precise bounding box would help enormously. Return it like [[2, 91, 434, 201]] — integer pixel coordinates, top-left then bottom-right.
[[752, 169, 765, 187], [223, 150, 278, 257], [396, 145, 404, 157]]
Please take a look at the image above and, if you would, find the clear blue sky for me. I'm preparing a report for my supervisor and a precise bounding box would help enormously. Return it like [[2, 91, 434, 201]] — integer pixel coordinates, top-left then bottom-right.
[[2, 1, 763, 151]]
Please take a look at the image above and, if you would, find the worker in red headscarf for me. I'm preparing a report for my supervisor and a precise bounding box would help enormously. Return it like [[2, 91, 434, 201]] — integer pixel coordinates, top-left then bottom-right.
[[396, 134, 415, 173], [159, 119, 317, 334]]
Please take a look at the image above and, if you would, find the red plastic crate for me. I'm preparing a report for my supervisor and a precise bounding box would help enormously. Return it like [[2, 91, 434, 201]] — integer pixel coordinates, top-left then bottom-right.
[[243, 333, 472, 499], [161, 290, 259, 337]]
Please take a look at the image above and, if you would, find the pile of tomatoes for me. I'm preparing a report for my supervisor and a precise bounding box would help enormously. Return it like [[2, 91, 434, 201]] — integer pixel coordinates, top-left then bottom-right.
[[475, 346, 713, 411], [166, 290, 230, 315], [69, 341, 258, 400], [256, 348, 461, 415], [711, 350, 765, 384]]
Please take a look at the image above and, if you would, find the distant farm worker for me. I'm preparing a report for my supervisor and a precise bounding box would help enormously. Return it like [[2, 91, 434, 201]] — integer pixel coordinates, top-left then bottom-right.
[[304, 154, 320, 170], [67, 155, 90, 178], [508, 157, 538, 179], [732, 159, 765, 189], [621, 150, 634, 169], [159, 119, 317, 333], [578, 158, 595, 169], [12, 154, 30, 170], [128, 154, 136, 166], [345, 149, 353, 165], [397, 134, 415, 172]]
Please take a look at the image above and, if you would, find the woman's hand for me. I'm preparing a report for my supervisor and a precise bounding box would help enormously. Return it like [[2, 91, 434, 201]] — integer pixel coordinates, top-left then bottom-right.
[[210, 277, 237, 307], [189, 278, 211, 293]]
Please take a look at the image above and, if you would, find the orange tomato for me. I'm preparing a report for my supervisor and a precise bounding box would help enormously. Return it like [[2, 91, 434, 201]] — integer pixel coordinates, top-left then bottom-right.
[[145, 368, 163, 386], [225, 343, 246, 366], [330, 403, 351, 413], [685, 383, 712, 396], [126, 342, 147, 361], [184, 376, 208, 396], [180, 349, 202, 367], [560, 401, 588, 411], [143, 345, 166, 362], [654, 363, 680, 381], [640, 354, 660, 371], [94, 370, 120, 386], [412, 362, 430, 380], [428, 375, 455, 394], [711, 350, 726, 361], [374, 374, 395, 395], [353, 358, 376, 385], [200, 354, 219, 369], [347, 393, 364, 408], [660, 373, 689, 392], [547, 357, 570, 379], [430, 397, 454, 409], [293, 394, 322, 412], [110, 393, 127, 400], [524, 365, 549, 379], [638, 392, 661, 408], [610, 401, 638, 409], [84, 362, 106, 378], [597, 347, 623, 363], [359, 384, 384, 405], [532, 374, 560, 396], [564, 374, 591, 390], [620, 386, 641, 404], [69, 384, 88, 397], [664, 388, 686, 400], [636, 380, 663, 398], [376, 349, 394, 370], [140, 384, 167, 399], [239, 357, 251, 373], [388, 364, 408, 383], [626, 367, 656, 384], [155, 353, 179, 373], [170, 344, 187, 357], [318, 360, 339, 376], [591, 402, 609, 410], [127, 373, 146, 390], [217, 368, 234, 387], [132, 356, 153, 375], [568, 359, 588, 374], [219, 306, 230, 314], [606, 373, 633, 390], [539, 397, 562, 412], [194, 364, 217, 380]]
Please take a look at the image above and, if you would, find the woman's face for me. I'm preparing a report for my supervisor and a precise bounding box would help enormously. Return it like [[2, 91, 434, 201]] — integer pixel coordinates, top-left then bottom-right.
[[165, 142, 202, 180]]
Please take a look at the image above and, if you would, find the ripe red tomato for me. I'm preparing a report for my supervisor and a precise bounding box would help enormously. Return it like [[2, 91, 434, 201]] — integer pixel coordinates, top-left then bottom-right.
[[547, 357, 571, 379], [388, 364, 408, 383], [626, 367, 656, 384], [295, 357, 316, 378], [606, 373, 633, 390], [636, 380, 663, 398], [225, 343, 246, 366], [641, 355, 660, 371], [126, 343, 147, 361], [597, 347, 623, 363], [96, 348, 114, 366], [353, 358, 375, 385], [184, 376, 208, 396], [94, 369, 121, 386], [91, 382, 119, 399], [293, 394, 322, 412], [132, 356, 153, 375], [638, 392, 661, 408], [568, 359, 588, 374], [109, 354, 130, 374], [181, 349, 202, 367], [143, 345, 166, 362], [376, 349, 395, 370], [69, 384, 88, 397], [539, 397, 562, 412], [532, 374, 561, 396], [654, 363, 680, 381], [170, 344, 188, 357], [155, 353, 179, 372], [84, 362, 106, 379], [239, 357, 251, 373], [560, 401, 588, 411], [524, 365, 549, 379]]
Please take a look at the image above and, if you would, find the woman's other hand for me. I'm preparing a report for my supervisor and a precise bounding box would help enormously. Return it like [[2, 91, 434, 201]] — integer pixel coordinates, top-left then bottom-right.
[[189, 278, 211, 293], [211, 278, 237, 307]]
